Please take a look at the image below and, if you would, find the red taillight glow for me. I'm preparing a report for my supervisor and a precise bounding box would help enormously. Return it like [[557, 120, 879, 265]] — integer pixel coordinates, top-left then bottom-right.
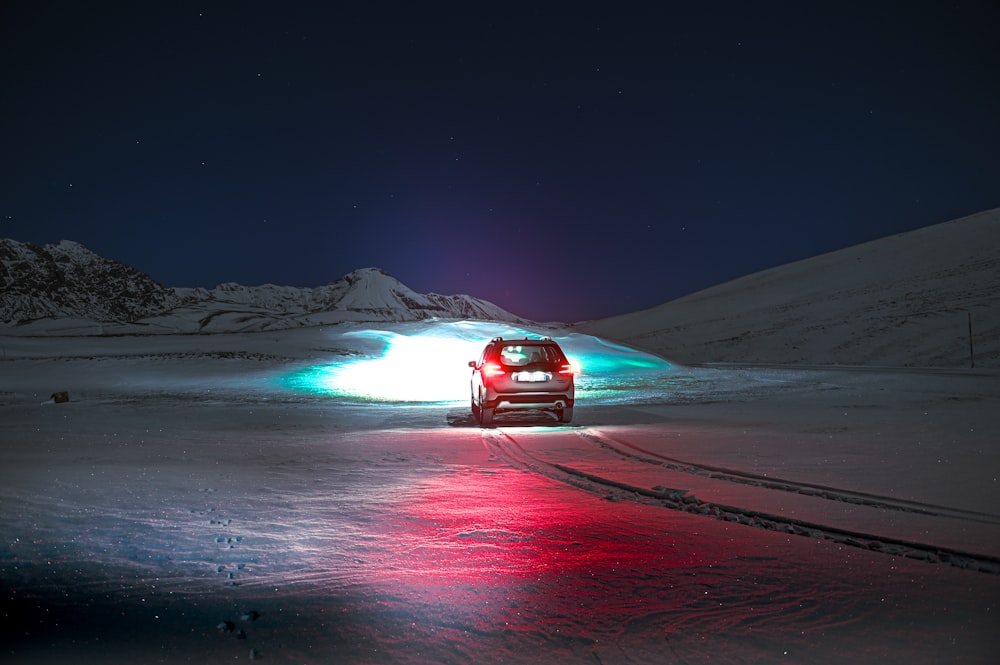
[[484, 362, 506, 377], [559, 363, 575, 375]]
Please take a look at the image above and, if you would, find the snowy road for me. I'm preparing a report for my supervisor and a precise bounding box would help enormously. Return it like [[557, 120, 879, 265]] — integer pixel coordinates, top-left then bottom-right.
[[2, 323, 999, 663], [488, 426, 1000, 570]]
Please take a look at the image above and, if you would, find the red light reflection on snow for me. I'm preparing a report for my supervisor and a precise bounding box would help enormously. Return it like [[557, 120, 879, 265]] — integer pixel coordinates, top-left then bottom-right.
[[388, 468, 702, 579], [338, 434, 902, 661], [274, 428, 923, 662], [365, 460, 733, 642], [254, 428, 962, 662]]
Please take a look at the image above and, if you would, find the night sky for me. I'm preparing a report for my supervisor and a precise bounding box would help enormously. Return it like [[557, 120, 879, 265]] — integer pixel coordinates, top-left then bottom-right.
[[2, 2, 998, 323]]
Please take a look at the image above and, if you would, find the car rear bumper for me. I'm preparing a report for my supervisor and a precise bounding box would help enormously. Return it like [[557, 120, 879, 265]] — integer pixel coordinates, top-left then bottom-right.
[[488, 394, 574, 412]]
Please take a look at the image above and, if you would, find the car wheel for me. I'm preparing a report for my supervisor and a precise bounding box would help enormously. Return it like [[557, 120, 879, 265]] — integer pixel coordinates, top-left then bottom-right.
[[480, 406, 494, 427], [558, 407, 573, 424], [471, 394, 480, 418]]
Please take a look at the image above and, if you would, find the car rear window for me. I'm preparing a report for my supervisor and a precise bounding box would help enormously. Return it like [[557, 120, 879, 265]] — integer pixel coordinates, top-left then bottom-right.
[[498, 344, 562, 367]]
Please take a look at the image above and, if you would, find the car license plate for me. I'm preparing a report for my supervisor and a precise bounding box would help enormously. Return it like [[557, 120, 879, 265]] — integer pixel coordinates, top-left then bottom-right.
[[514, 371, 550, 382]]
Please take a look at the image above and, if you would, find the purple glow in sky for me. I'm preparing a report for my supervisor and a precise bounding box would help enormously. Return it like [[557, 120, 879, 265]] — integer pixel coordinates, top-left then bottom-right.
[[2, 1, 998, 322]]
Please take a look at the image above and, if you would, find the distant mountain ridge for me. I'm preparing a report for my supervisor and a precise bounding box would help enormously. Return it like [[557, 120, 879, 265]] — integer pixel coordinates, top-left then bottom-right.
[[0, 239, 526, 333], [5, 208, 999, 368]]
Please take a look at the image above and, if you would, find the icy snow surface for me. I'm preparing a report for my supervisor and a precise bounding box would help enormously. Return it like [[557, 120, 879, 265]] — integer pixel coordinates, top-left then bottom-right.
[[1, 321, 998, 664]]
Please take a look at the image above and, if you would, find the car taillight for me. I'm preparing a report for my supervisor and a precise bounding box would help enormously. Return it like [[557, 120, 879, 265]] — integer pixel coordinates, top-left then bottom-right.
[[559, 363, 575, 375], [484, 362, 505, 377]]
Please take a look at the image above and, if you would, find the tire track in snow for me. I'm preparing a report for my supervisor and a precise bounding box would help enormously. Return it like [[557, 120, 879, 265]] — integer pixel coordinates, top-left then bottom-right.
[[580, 429, 1000, 526], [482, 428, 1000, 575]]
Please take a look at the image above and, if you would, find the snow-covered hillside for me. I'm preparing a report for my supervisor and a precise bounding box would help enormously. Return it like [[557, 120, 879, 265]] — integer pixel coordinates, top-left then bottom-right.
[[150, 268, 527, 334], [0, 240, 526, 333], [0, 239, 181, 322], [581, 208, 1000, 368], [5, 208, 998, 366]]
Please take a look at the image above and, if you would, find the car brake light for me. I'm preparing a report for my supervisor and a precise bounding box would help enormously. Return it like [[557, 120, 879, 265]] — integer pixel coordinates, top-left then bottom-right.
[[484, 362, 505, 377], [559, 363, 575, 375]]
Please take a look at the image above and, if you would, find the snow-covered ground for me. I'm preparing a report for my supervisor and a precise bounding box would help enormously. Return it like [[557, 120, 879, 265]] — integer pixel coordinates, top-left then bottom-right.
[[2, 320, 998, 663]]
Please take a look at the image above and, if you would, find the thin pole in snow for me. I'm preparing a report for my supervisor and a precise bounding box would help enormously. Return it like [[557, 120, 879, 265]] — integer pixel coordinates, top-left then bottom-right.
[[968, 312, 975, 369]]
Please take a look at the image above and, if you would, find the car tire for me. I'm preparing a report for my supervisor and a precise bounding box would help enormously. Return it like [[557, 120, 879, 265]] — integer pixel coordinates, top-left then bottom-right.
[[558, 407, 573, 424], [480, 406, 494, 427], [471, 394, 480, 418]]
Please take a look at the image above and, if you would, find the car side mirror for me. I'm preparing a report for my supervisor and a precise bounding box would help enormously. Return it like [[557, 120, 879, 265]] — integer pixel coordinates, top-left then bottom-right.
[[468, 361, 476, 368]]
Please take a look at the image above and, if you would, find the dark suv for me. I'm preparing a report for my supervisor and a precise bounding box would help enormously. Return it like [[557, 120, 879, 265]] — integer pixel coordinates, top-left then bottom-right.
[[469, 336, 575, 427]]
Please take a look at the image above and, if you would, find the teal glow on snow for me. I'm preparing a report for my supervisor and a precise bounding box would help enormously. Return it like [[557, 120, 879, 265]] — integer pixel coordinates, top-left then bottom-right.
[[280, 321, 674, 404]]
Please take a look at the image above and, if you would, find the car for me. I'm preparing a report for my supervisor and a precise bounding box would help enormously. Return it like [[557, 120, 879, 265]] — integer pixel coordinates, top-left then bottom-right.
[[469, 336, 575, 427]]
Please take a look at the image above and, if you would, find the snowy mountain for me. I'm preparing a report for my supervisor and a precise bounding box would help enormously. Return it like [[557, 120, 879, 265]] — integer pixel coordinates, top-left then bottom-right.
[[5, 208, 999, 367], [156, 267, 526, 333], [580, 208, 1000, 368], [0, 239, 182, 323], [0, 241, 526, 333]]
